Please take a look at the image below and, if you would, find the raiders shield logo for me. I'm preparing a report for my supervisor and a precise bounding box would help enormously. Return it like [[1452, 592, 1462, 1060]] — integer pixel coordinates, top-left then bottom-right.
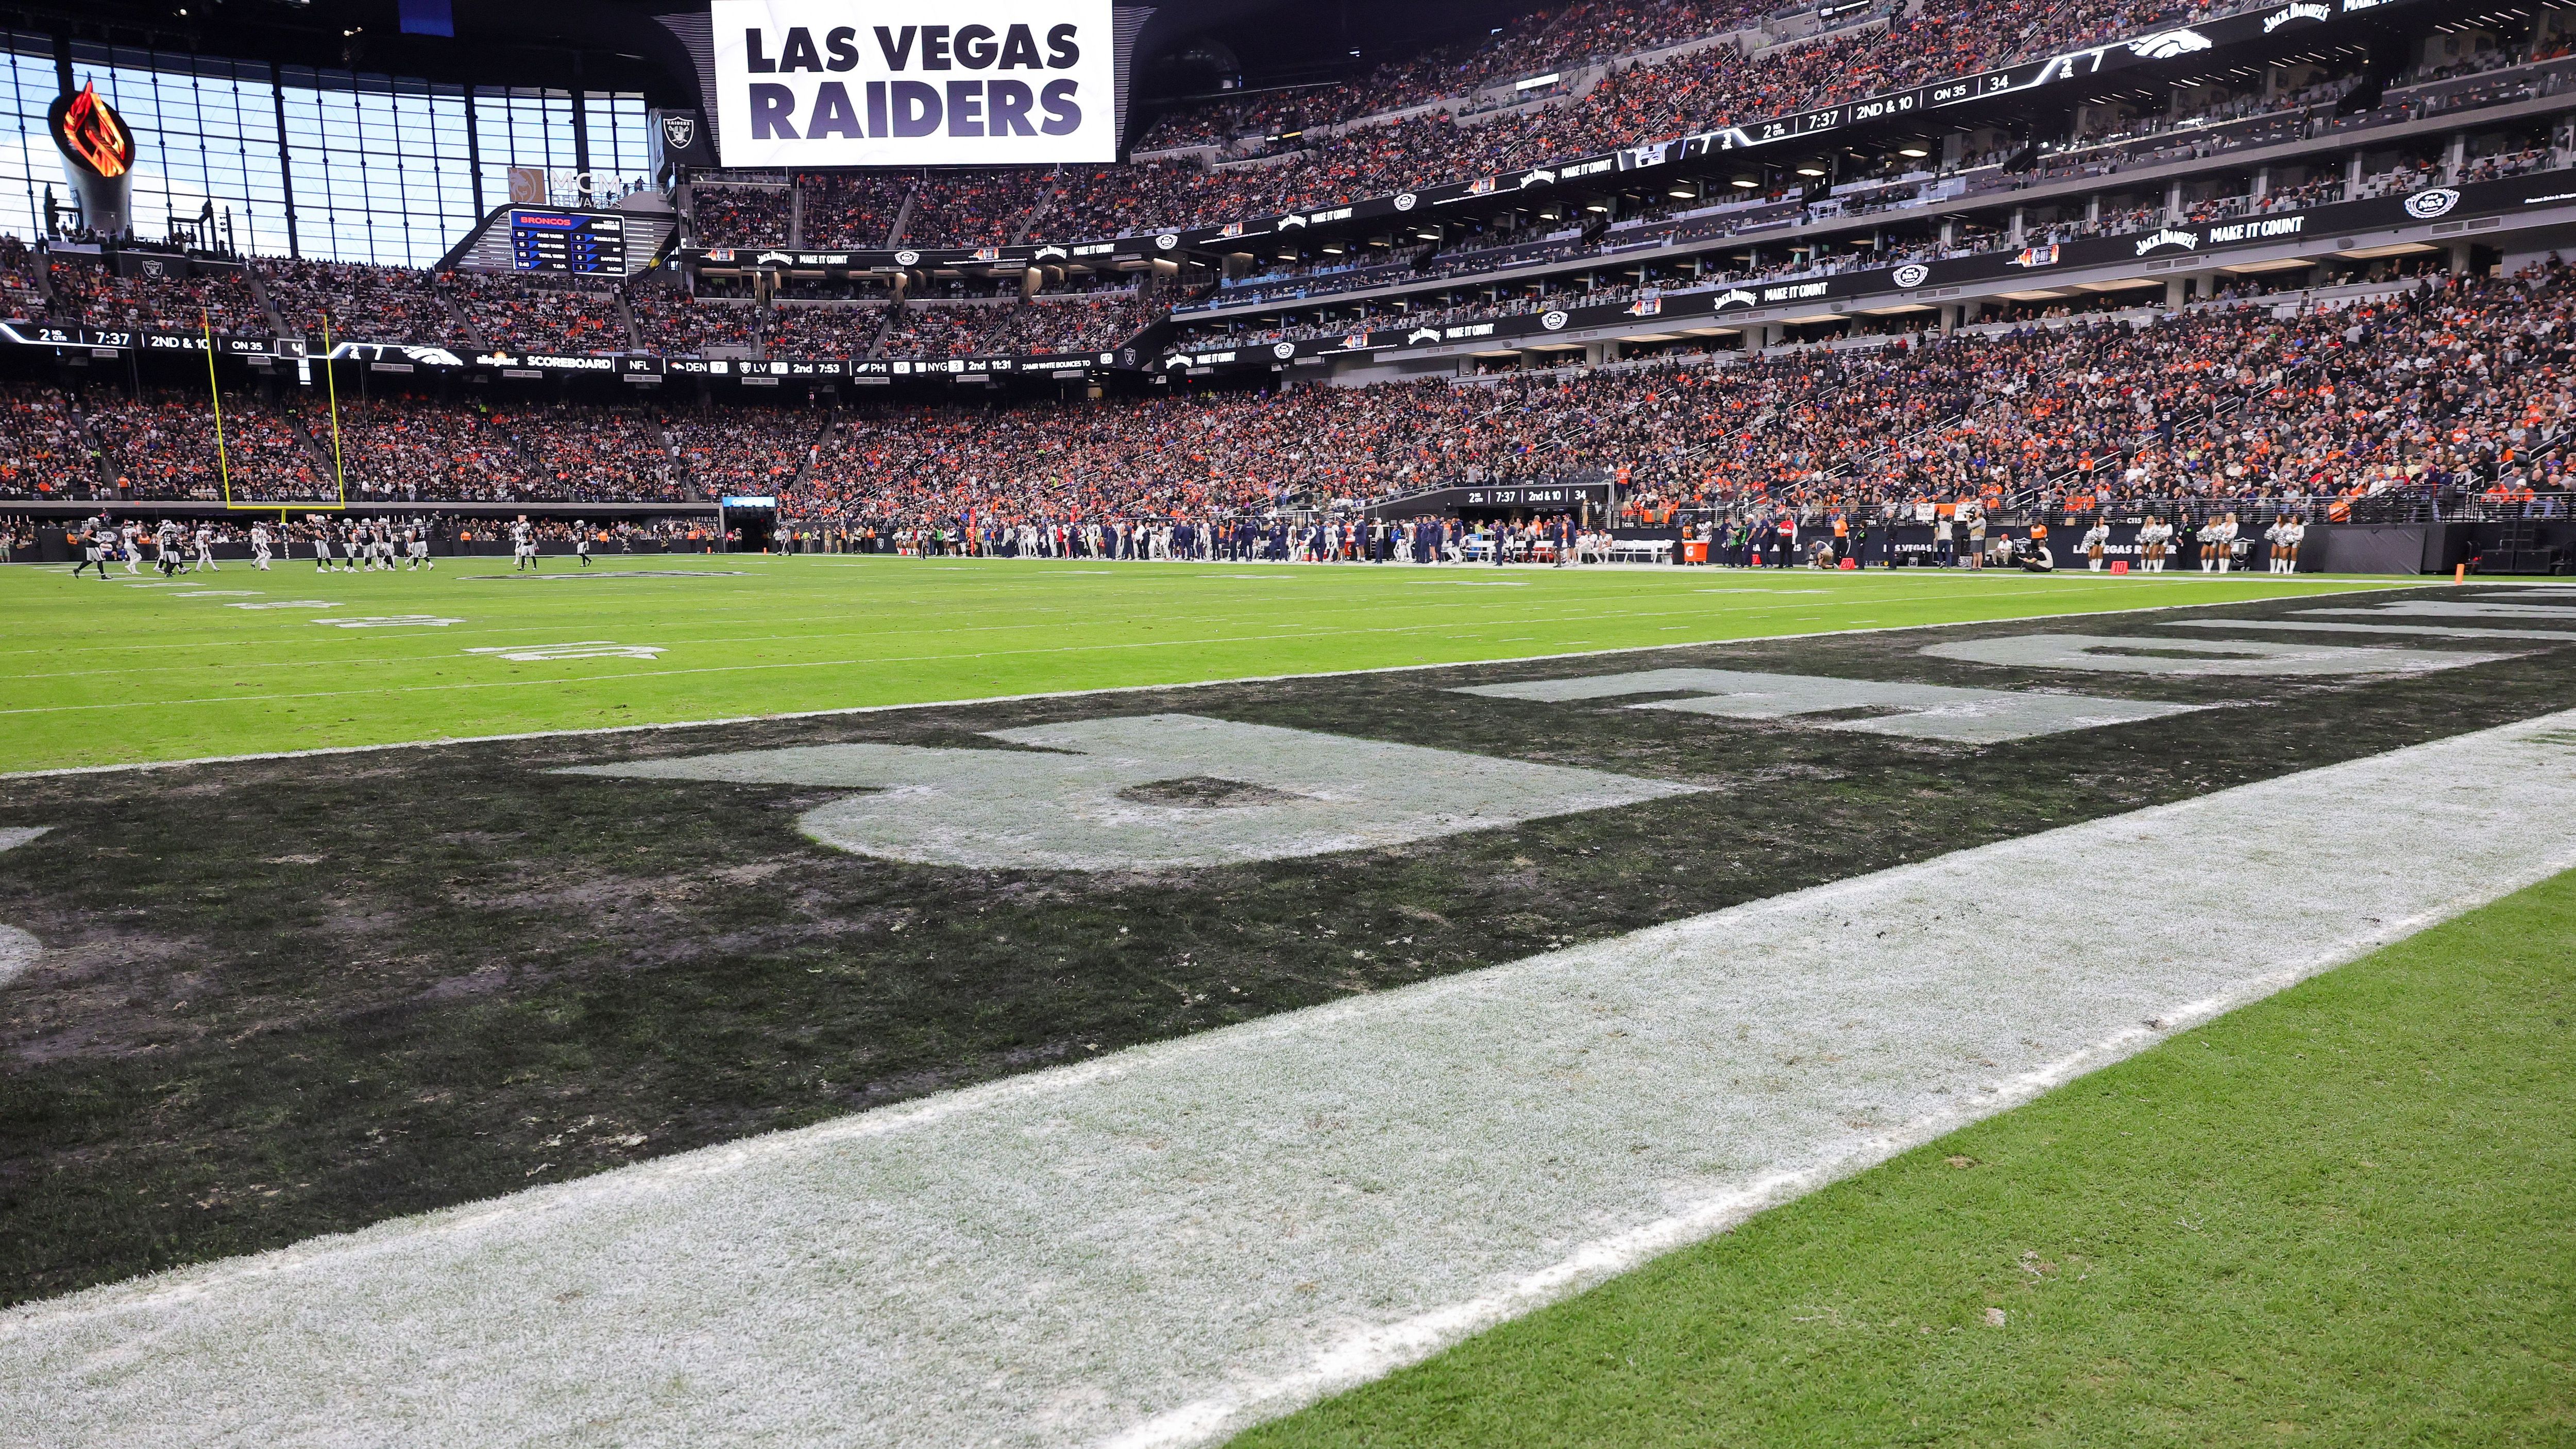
[[662, 115, 697, 150]]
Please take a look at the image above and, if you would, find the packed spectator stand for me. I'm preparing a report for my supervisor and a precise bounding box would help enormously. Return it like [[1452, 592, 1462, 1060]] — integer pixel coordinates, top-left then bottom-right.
[[262, 258, 476, 349], [799, 172, 912, 249], [6, 0, 2576, 571], [689, 182, 794, 248]]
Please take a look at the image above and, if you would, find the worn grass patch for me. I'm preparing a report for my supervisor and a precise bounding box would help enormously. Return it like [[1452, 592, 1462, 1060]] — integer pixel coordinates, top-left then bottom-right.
[[1233, 869, 2576, 1448], [0, 589, 2566, 1310]]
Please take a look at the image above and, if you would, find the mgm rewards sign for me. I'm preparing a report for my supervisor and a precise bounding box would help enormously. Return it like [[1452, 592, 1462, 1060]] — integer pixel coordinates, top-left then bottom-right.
[[709, 0, 1119, 167]]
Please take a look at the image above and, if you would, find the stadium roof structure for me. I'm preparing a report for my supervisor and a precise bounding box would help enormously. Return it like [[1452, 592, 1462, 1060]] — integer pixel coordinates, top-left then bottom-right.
[[31, 0, 1475, 118]]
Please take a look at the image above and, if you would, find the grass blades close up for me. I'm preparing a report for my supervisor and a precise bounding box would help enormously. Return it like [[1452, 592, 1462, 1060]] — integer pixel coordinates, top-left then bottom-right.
[[1235, 868, 2576, 1449]]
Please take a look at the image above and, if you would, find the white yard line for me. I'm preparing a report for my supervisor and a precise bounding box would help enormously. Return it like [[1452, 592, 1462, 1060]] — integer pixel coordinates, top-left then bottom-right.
[[7, 712, 2575, 1447]]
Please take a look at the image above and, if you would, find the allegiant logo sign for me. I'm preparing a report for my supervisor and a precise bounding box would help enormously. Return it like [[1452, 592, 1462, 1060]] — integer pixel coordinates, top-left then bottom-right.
[[710, 0, 1116, 168]]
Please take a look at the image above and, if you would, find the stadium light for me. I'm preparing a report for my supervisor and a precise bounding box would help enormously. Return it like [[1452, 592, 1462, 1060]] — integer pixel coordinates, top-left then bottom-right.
[[1729, 177, 1758, 187], [1899, 146, 1929, 158], [1795, 165, 1825, 177]]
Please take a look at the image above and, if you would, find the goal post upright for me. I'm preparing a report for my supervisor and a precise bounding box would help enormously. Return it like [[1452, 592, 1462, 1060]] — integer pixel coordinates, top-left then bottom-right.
[[320, 311, 347, 508], [214, 312, 349, 514], [204, 307, 234, 508]]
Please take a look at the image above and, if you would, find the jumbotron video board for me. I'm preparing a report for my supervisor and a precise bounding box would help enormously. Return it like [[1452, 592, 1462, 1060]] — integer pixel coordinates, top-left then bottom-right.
[[509, 209, 626, 275]]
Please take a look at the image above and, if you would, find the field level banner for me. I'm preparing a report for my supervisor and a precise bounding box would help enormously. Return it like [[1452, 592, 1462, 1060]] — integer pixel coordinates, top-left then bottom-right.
[[710, 0, 1117, 167]]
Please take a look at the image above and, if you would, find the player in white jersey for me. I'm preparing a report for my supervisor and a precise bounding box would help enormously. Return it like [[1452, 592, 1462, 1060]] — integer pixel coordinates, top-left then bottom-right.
[[374, 525, 396, 571], [120, 522, 143, 573], [574, 526, 592, 568], [250, 522, 273, 570], [2080, 519, 2110, 571], [512, 516, 538, 570], [193, 524, 217, 572]]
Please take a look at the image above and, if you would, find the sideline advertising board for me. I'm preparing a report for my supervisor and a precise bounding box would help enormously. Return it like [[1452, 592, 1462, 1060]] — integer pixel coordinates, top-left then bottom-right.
[[709, 0, 1117, 167]]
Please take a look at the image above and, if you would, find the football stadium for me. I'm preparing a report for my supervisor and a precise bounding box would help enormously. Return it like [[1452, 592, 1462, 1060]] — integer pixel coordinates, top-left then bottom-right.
[[2, 0, 2574, 1440]]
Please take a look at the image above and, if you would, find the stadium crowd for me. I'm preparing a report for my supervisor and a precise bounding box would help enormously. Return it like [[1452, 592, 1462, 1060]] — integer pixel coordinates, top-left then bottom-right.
[[7, 262, 2568, 532], [47, 257, 266, 336], [448, 274, 628, 354], [769, 302, 889, 355], [668, 407, 827, 496], [800, 172, 913, 248], [690, 183, 794, 247], [901, 168, 1057, 248], [0, 385, 99, 499], [626, 292, 766, 354], [260, 258, 473, 348], [776, 264, 2575, 530], [84, 390, 336, 501]]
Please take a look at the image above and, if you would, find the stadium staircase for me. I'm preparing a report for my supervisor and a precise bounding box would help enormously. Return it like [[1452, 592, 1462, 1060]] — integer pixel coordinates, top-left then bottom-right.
[[243, 267, 288, 337], [658, 419, 700, 502], [438, 285, 493, 355], [281, 409, 346, 493], [858, 307, 896, 358], [885, 179, 920, 248], [1008, 172, 1059, 245], [66, 399, 120, 499], [615, 291, 643, 351], [788, 412, 836, 498]]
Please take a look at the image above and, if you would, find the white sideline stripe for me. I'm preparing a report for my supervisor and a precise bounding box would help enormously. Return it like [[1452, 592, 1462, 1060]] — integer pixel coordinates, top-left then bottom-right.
[[8, 713, 2576, 1449], [0, 584, 2398, 780]]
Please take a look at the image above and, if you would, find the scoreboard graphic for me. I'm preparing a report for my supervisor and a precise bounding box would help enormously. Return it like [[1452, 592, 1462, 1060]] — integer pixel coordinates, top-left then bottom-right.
[[509, 209, 626, 275]]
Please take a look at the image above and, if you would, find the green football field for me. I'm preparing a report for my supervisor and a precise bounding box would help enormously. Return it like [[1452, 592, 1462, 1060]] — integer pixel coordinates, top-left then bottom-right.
[[0, 555, 2395, 772]]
